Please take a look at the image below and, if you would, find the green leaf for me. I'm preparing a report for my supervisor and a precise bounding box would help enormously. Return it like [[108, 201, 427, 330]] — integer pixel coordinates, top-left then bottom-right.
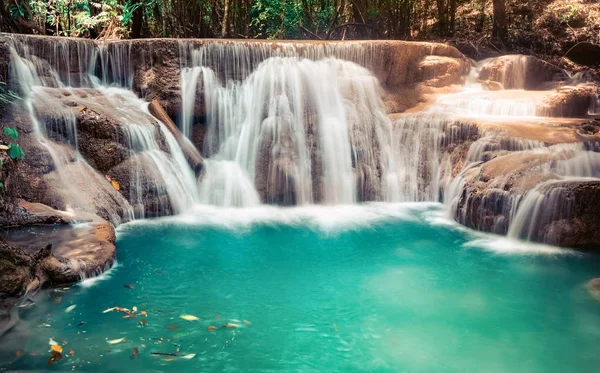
[[4, 127, 18, 140], [8, 144, 24, 160], [0, 182, 4, 189]]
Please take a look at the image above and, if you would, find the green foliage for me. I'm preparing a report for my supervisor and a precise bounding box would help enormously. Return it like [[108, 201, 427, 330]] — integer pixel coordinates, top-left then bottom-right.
[[4, 128, 18, 140], [1, 128, 25, 160], [0, 83, 21, 107], [8, 144, 25, 160]]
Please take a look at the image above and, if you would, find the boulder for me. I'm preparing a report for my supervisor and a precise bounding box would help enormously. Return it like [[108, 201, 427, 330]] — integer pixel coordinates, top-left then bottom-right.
[[478, 55, 568, 90]]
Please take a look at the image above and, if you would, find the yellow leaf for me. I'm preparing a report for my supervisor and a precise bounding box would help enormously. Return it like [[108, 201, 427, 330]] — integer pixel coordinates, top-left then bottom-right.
[[51, 345, 63, 353], [141, 311, 147, 316], [111, 180, 120, 191], [180, 315, 199, 321]]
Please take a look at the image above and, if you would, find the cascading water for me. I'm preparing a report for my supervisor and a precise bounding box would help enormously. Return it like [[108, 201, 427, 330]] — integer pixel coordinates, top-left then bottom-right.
[[181, 43, 394, 206], [6, 35, 197, 223]]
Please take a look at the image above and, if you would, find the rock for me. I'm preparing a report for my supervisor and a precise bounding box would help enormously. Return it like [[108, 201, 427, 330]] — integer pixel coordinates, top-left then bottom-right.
[[107, 154, 173, 217], [148, 99, 204, 176], [450, 144, 600, 249], [587, 278, 600, 302], [538, 85, 594, 118], [478, 55, 569, 90], [566, 42, 600, 68], [417, 56, 467, 88]]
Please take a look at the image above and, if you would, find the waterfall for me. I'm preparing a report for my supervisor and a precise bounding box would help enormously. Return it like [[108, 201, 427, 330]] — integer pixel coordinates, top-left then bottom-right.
[[6, 35, 197, 223], [182, 43, 392, 206]]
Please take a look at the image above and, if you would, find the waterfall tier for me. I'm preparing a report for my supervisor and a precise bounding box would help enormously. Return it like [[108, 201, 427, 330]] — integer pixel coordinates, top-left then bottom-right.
[[1, 33, 599, 249]]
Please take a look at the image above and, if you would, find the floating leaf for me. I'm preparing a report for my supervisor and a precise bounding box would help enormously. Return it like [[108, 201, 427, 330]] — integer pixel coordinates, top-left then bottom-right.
[[180, 315, 199, 321], [65, 305, 77, 313], [208, 326, 216, 331], [51, 345, 63, 353], [111, 179, 120, 191], [48, 350, 63, 365], [16, 349, 23, 356], [141, 319, 147, 325], [107, 337, 125, 344], [141, 311, 147, 316], [103, 307, 116, 313], [181, 353, 196, 359], [243, 320, 252, 326], [168, 325, 179, 330], [225, 323, 239, 329], [69, 349, 75, 356], [130, 347, 139, 359], [132, 306, 138, 313]]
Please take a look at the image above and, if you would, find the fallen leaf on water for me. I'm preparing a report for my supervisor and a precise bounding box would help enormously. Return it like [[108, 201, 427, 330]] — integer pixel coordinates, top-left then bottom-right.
[[111, 180, 120, 191], [181, 353, 196, 359], [69, 349, 75, 356], [180, 315, 199, 321], [103, 307, 116, 313], [107, 337, 125, 344], [141, 319, 147, 325], [16, 349, 23, 356], [168, 325, 179, 330], [48, 350, 63, 365], [123, 313, 137, 319], [141, 311, 147, 316], [208, 326, 216, 332], [124, 284, 135, 289], [243, 320, 252, 326], [65, 305, 77, 313], [51, 345, 63, 353], [132, 306, 138, 313], [224, 323, 239, 329], [130, 347, 139, 359], [49, 338, 58, 346]]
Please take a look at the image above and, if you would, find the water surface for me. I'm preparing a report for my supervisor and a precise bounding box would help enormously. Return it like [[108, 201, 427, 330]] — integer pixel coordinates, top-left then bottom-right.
[[2, 203, 600, 373]]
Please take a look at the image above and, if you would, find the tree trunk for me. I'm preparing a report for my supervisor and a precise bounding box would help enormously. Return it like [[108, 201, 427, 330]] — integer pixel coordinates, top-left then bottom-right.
[[492, 0, 507, 43], [222, 0, 231, 37], [131, 0, 143, 38]]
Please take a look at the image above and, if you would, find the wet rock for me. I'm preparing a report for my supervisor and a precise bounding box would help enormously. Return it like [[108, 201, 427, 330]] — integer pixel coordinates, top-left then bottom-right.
[[538, 85, 595, 118], [450, 145, 600, 249], [478, 55, 568, 90], [417, 56, 468, 88], [107, 154, 173, 217], [587, 278, 600, 302], [148, 99, 204, 176]]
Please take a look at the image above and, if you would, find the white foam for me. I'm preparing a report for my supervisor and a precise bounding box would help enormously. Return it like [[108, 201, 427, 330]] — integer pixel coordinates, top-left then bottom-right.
[[120, 202, 436, 233], [78, 261, 121, 288], [463, 237, 578, 256]]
